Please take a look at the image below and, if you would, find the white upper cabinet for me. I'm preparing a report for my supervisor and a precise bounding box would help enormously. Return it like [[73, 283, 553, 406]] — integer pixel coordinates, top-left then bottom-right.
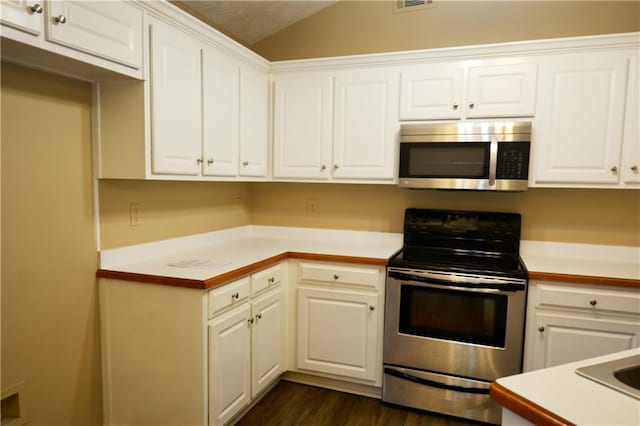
[[46, 1, 143, 69], [621, 56, 640, 185], [1, 0, 44, 35], [399, 62, 537, 120], [532, 51, 630, 186], [273, 75, 333, 179], [203, 47, 241, 177], [333, 69, 399, 180], [240, 66, 270, 178], [149, 18, 202, 175]]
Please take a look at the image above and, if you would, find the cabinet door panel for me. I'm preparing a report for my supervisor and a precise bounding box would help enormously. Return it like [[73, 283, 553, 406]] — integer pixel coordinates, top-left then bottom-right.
[[149, 21, 202, 175], [622, 56, 640, 185], [46, 1, 142, 69], [209, 304, 251, 426], [240, 66, 269, 177], [333, 70, 399, 180], [400, 65, 463, 120], [530, 313, 638, 370], [297, 287, 378, 381], [273, 76, 332, 179], [251, 288, 284, 397], [203, 48, 240, 177], [533, 53, 627, 184], [466, 63, 537, 118], [1, 0, 43, 35]]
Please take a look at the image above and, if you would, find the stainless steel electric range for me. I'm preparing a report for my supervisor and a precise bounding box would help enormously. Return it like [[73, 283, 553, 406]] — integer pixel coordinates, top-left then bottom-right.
[[383, 208, 528, 425]]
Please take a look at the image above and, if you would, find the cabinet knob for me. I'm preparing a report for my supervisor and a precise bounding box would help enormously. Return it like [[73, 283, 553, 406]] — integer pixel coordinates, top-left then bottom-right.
[[256, 313, 262, 320], [54, 14, 67, 24], [320, 164, 327, 171], [333, 274, 339, 280], [207, 159, 214, 165], [453, 103, 459, 110], [29, 3, 43, 14], [538, 326, 545, 332], [611, 166, 618, 173], [589, 299, 597, 306], [334, 164, 340, 170], [196, 158, 203, 165], [468, 102, 475, 109], [231, 292, 239, 300], [369, 305, 375, 311], [242, 161, 249, 167], [268, 277, 275, 284], [248, 317, 254, 324], [631, 165, 638, 172]]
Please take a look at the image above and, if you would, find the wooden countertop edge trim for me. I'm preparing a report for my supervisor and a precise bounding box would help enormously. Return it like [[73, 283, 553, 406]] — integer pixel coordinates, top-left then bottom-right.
[[96, 251, 388, 289], [528, 271, 640, 288], [489, 381, 575, 426]]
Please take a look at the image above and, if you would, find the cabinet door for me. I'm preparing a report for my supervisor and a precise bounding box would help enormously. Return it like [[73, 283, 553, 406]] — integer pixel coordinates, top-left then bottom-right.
[[533, 53, 628, 184], [149, 20, 202, 176], [297, 287, 379, 381], [530, 312, 639, 371], [1, 0, 43, 35], [333, 70, 399, 180], [466, 63, 537, 118], [209, 304, 251, 426], [203, 48, 240, 177], [251, 288, 284, 397], [273, 76, 333, 179], [622, 55, 640, 185], [240, 66, 269, 177], [399, 64, 463, 120], [46, 0, 142, 69]]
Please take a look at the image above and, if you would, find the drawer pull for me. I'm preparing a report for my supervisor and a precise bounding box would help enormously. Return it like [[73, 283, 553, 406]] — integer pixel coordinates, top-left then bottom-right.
[[29, 3, 43, 14], [333, 274, 339, 280], [54, 14, 67, 24], [248, 317, 254, 324], [369, 305, 375, 311], [589, 299, 597, 306], [268, 277, 275, 284], [538, 326, 545, 332], [231, 292, 239, 300]]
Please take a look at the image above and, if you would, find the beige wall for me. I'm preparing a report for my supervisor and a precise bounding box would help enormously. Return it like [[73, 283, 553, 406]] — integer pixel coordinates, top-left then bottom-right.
[[99, 180, 251, 249], [251, 183, 640, 247], [1, 63, 102, 424], [252, 1, 640, 60]]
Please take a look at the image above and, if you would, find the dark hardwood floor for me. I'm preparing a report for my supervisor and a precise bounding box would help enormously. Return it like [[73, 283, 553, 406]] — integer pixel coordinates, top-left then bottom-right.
[[235, 381, 478, 426]]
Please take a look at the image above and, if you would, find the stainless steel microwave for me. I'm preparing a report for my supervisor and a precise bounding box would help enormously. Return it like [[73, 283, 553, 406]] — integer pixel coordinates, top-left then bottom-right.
[[398, 122, 531, 191]]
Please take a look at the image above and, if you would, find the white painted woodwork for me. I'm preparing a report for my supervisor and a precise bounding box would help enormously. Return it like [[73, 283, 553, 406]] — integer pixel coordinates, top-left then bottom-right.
[[400, 64, 464, 120], [209, 304, 252, 426], [533, 52, 628, 184], [333, 69, 399, 179], [203, 47, 241, 177], [250, 263, 283, 297], [298, 262, 381, 290], [46, 1, 142, 69], [208, 276, 250, 318], [0, 0, 43, 35], [273, 75, 333, 179], [149, 19, 202, 175], [530, 313, 639, 370], [622, 56, 640, 185], [251, 288, 284, 397], [297, 287, 378, 381], [240, 66, 269, 177], [466, 63, 537, 118]]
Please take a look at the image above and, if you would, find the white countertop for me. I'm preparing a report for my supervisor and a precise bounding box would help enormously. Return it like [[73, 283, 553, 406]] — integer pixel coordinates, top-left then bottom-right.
[[98, 225, 640, 283], [497, 348, 640, 425]]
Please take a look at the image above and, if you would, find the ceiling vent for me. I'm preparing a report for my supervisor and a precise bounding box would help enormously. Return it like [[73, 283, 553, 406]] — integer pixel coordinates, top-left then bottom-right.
[[394, 0, 435, 13]]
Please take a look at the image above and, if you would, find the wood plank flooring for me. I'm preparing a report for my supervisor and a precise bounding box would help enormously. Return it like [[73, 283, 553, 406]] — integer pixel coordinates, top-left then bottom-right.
[[235, 381, 477, 426]]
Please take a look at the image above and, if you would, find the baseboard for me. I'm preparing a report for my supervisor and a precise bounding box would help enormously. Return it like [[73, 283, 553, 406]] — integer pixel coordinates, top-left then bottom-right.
[[281, 371, 382, 399]]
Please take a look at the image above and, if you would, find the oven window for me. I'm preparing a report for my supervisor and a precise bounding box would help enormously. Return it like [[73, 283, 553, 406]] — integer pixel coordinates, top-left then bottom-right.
[[398, 284, 508, 347], [400, 143, 490, 178]]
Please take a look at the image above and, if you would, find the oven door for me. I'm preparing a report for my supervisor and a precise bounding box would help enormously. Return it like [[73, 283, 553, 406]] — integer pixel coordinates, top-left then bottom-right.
[[384, 268, 527, 381]]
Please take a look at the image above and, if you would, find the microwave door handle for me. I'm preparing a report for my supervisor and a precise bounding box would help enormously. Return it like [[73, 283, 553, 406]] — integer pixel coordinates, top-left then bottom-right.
[[489, 136, 498, 187]]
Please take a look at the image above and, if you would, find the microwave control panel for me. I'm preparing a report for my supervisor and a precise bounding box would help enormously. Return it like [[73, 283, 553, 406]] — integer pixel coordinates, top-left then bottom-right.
[[496, 142, 530, 180]]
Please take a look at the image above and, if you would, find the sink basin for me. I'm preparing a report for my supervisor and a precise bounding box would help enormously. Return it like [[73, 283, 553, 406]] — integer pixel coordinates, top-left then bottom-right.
[[576, 354, 640, 400]]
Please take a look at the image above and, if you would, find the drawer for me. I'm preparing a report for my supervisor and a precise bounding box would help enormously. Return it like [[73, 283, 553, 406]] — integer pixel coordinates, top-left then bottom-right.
[[536, 283, 640, 315], [208, 277, 250, 318], [298, 262, 380, 290], [251, 263, 283, 296]]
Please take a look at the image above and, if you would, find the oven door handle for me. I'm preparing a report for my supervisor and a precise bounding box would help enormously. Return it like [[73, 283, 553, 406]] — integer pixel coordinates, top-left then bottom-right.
[[384, 367, 490, 395], [388, 270, 525, 292]]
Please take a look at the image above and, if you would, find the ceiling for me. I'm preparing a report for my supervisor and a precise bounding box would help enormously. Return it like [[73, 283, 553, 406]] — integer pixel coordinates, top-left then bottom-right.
[[177, 1, 338, 45]]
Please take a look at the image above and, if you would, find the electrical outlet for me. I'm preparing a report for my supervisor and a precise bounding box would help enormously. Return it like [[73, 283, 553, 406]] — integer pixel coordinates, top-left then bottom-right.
[[129, 202, 141, 227], [307, 199, 319, 216]]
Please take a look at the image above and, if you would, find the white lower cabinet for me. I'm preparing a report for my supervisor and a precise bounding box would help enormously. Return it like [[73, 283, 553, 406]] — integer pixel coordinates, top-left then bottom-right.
[[295, 261, 385, 385], [523, 280, 640, 371]]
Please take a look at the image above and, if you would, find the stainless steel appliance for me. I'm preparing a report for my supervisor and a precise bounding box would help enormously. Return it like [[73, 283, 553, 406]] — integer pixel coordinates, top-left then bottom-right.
[[383, 209, 528, 424], [398, 122, 531, 191]]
